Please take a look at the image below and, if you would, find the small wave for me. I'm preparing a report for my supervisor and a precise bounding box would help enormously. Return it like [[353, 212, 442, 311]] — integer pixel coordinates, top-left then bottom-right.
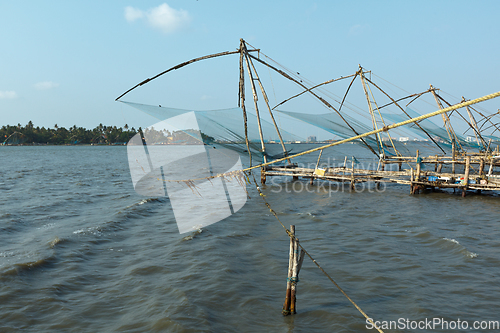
[[441, 237, 478, 259], [125, 197, 161, 209], [443, 238, 460, 245], [182, 229, 203, 241], [466, 251, 478, 258], [0, 251, 15, 258], [1, 255, 56, 277], [73, 226, 103, 236], [49, 236, 64, 248], [139, 198, 161, 205]]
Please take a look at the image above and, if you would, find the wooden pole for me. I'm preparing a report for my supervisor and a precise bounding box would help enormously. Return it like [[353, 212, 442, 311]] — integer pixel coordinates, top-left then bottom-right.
[[415, 150, 421, 180], [248, 54, 380, 157], [437, 162, 443, 173], [463, 96, 487, 148], [245, 47, 289, 162], [351, 158, 355, 188], [238, 40, 252, 167], [311, 150, 324, 185], [290, 235, 299, 314], [463, 156, 470, 197], [410, 167, 414, 194], [451, 140, 456, 174], [431, 85, 463, 153], [283, 225, 295, 316], [243, 49, 267, 184], [343, 156, 347, 179], [364, 77, 446, 154], [360, 70, 383, 155]]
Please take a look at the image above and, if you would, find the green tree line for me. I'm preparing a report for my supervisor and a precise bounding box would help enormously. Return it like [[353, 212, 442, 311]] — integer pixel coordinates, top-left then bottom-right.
[[1, 121, 138, 145]]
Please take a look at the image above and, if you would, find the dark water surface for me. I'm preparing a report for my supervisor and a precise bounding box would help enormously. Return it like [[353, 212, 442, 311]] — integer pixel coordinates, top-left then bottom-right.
[[1, 145, 499, 332]]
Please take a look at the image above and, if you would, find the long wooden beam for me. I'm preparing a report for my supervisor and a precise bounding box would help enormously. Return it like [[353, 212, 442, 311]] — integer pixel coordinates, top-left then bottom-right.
[[115, 49, 259, 101]]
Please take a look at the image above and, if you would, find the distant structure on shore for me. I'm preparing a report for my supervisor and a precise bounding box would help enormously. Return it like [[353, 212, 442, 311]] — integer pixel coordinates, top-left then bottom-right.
[[307, 135, 317, 143]]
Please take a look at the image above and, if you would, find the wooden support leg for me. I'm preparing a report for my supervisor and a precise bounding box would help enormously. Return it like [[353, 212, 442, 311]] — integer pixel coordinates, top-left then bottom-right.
[[290, 236, 298, 314], [462, 156, 470, 198], [282, 225, 295, 316]]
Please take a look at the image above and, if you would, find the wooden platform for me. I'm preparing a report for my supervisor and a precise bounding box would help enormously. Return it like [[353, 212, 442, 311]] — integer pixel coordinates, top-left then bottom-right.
[[263, 151, 500, 197]]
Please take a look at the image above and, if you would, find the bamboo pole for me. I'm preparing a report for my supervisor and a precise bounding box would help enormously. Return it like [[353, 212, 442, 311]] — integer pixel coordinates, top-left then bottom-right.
[[463, 156, 470, 197], [283, 225, 295, 316], [245, 43, 289, 161], [479, 157, 485, 176], [364, 79, 445, 154], [452, 140, 456, 174], [290, 235, 299, 314], [416, 150, 421, 180], [360, 70, 383, 155], [248, 54, 380, 157], [361, 70, 400, 156], [273, 72, 362, 110], [351, 157, 355, 189], [116, 49, 247, 101], [439, 95, 486, 148], [343, 156, 347, 178], [410, 168, 414, 194], [243, 48, 267, 184], [430, 85, 464, 153], [311, 150, 324, 185], [463, 96, 487, 148], [238, 41, 252, 168], [414, 150, 421, 194]]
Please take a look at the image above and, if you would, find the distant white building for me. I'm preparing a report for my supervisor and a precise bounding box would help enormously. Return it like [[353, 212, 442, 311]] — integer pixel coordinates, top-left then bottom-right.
[[399, 137, 409, 142], [307, 135, 317, 143]]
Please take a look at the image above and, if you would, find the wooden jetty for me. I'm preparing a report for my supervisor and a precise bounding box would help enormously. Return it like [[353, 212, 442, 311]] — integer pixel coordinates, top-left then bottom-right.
[[265, 147, 500, 197]]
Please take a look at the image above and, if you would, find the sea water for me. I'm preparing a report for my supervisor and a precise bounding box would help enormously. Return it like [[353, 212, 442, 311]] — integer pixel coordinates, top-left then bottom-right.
[[1, 144, 499, 332]]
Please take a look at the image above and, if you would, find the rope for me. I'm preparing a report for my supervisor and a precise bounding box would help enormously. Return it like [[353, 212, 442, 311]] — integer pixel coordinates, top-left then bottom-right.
[[250, 175, 385, 333]]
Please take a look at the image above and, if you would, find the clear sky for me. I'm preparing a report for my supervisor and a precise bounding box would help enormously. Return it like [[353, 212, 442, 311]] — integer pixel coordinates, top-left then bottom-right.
[[1, 1, 499, 134]]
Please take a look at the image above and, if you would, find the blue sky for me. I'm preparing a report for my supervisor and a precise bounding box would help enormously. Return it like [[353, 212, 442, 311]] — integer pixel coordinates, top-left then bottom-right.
[[1, 1, 499, 136]]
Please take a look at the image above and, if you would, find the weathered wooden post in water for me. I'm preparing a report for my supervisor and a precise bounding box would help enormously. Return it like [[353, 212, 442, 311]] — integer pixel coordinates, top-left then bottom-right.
[[462, 156, 470, 197], [283, 225, 304, 316]]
